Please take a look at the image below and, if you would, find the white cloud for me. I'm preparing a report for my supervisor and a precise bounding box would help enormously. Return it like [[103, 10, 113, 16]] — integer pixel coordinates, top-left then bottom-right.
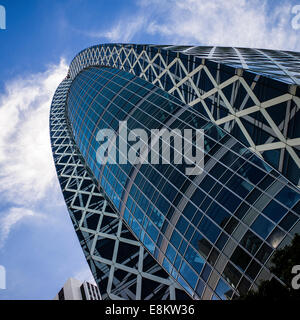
[[82, 15, 146, 42], [0, 207, 45, 248], [0, 59, 68, 206], [84, 0, 299, 51], [0, 59, 68, 248], [141, 0, 300, 51]]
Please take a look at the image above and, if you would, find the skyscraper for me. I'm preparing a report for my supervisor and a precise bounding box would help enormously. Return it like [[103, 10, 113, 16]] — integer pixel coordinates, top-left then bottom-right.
[[50, 44, 300, 300]]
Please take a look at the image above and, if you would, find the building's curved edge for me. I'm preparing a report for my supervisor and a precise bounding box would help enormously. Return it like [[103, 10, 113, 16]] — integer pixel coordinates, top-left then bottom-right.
[[68, 43, 300, 85], [49, 79, 191, 300]]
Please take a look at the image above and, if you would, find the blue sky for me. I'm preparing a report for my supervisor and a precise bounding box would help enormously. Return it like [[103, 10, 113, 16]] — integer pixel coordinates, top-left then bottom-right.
[[0, 0, 299, 300]]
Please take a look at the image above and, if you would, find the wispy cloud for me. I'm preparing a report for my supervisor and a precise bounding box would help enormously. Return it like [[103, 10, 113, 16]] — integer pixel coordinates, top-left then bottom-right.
[[0, 207, 45, 248], [141, 0, 300, 50], [80, 15, 147, 42], [0, 59, 68, 247], [82, 0, 300, 51], [0, 59, 68, 206]]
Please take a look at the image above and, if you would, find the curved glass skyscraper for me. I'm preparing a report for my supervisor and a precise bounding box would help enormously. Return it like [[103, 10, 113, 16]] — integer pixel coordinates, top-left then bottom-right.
[[50, 44, 300, 300]]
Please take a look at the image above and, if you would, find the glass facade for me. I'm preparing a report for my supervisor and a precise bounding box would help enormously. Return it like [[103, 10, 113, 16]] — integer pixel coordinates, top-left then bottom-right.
[[50, 79, 189, 300], [51, 43, 300, 300], [69, 44, 300, 186], [66, 66, 300, 299]]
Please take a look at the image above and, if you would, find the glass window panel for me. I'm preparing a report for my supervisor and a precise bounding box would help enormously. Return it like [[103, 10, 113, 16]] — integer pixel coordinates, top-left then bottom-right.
[[143, 234, 155, 254], [206, 203, 230, 227], [179, 239, 188, 256], [162, 219, 169, 233], [275, 186, 300, 209], [226, 175, 254, 198], [234, 202, 250, 220], [266, 227, 285, 249], [146, 221, 159, 241], [216, 188, 242, 213], [180, 261, 198, 289], [292, 200, 300, 214], [220, 170, 233, 184], [163, 258, 172, 274], [192, 210, 203, 226], [246, 260, 261, 280], [262, 200, 287, 223], [182, 202, 197, 220], [210, 182, 222, 198], [238, 162, 264, 185], [215, 278, 233, 300], [231, 157, 246, 171], [184, 246, 205, 274], [220, 151, 236, 167], [174, 254, 182, 270], [208, 248, 219, 266], [199, 175, 215, 193], [258, 175, 274, 190], [250, 154, 272, 172], [176, 216, 189, 234], [216, 232, 229, 250], [195, 234, 212, 258], [201, 264, 212, 282], [131, 218, 141, 237], [224, 217, 239, 234], [246, 188, 263, 205], [198, 217, 221, 243], [196, 279, 205, 297], [177, 275, 194, 296], [209, 163, 227, 179], [185, 224, 195, 241], [223, 262, 242, 287], [201, 196, 212, 212], [241, 230, 262, 255], [170, 229, 182, 248], [150, 208, 164, 228], [124, 208, 130, 222], [255, 243, 273, 264], [231, 246, 251, 272], [133, 206, 144, 224], [237, 277, 251, 296], [166, 244, 176, 263], [251, 215, 274, 239], [279, 212, 298, 231]]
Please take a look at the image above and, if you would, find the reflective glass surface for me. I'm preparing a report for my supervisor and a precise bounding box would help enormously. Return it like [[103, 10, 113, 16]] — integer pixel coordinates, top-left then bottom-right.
[[67, 66, 300, 299]]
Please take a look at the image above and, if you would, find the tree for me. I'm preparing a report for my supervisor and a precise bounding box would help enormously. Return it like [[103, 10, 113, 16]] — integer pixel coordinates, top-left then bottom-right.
[[238, 233, 300, 300]]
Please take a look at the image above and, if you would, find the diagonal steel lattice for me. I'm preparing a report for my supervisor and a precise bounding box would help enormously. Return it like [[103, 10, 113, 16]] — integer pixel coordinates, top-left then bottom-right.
[[68, 44, 300, 187], [50, 79, 190, 300], [50, 44, 300, 300]]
